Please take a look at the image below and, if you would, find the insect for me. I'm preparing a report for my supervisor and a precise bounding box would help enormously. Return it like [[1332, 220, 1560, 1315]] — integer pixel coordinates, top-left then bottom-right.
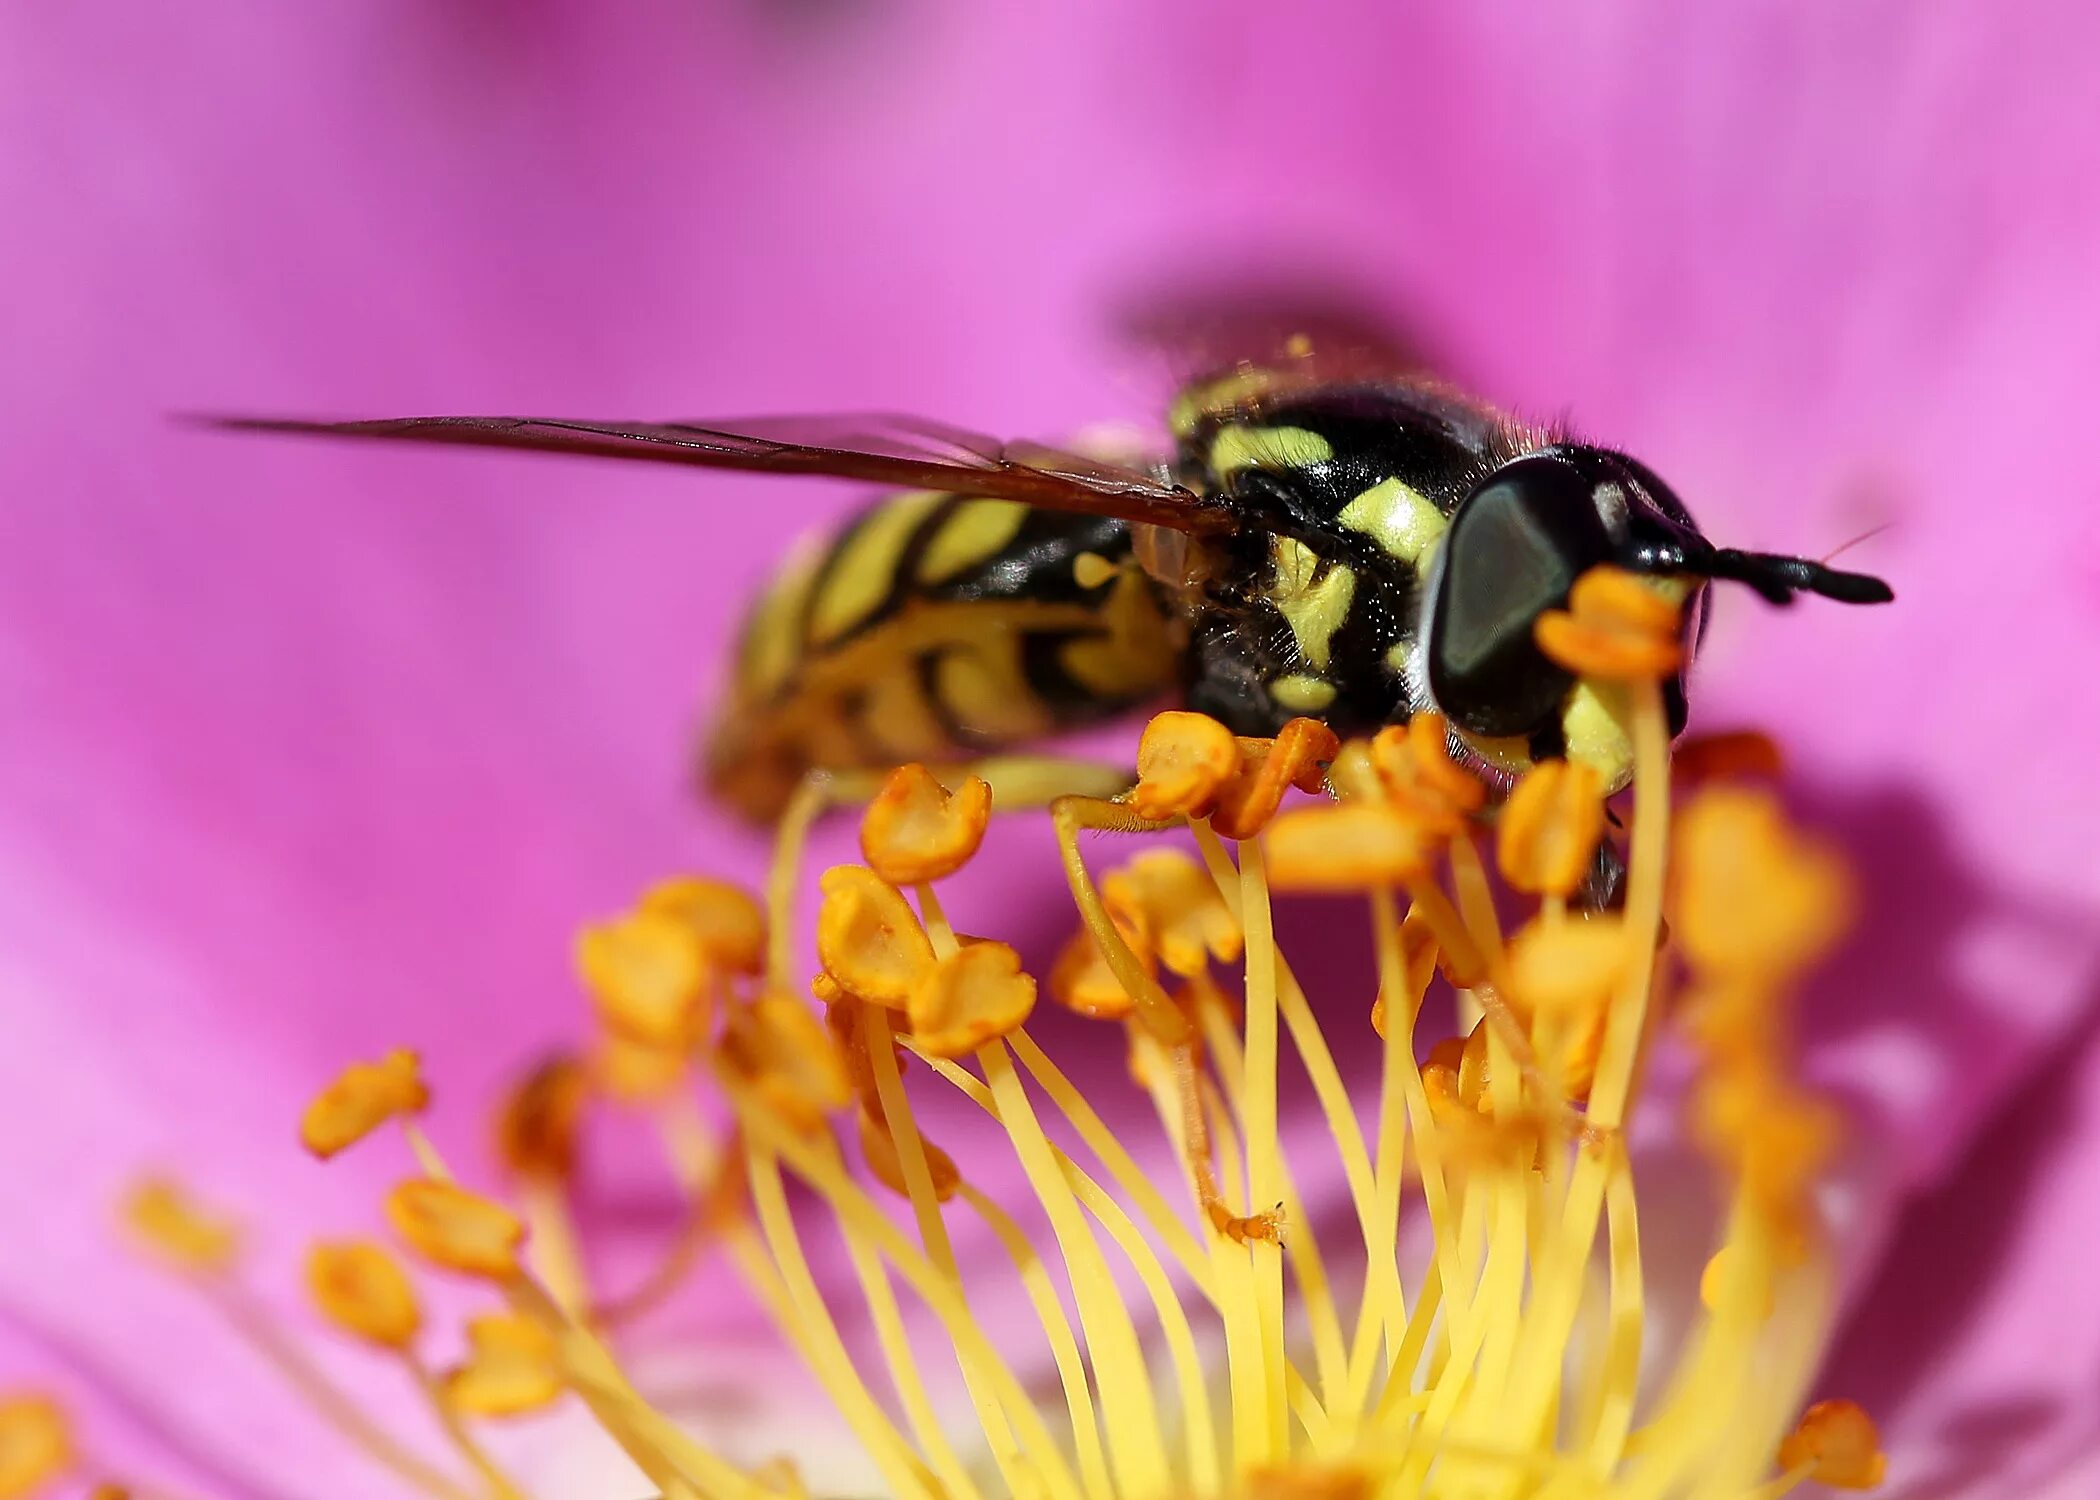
[[220, 359, 1891, 820]]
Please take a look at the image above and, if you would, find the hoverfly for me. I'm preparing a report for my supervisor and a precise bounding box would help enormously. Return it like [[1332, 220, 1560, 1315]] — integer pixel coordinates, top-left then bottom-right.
[[221, 358, 1891, 822]]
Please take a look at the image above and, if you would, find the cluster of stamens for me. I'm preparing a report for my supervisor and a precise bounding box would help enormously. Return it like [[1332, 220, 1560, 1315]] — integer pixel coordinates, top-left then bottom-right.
[[5, 567, 1890, 1499]]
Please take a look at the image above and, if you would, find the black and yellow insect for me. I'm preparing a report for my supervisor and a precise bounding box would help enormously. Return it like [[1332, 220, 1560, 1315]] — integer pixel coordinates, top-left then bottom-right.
[[223, 359, 1890, 818]]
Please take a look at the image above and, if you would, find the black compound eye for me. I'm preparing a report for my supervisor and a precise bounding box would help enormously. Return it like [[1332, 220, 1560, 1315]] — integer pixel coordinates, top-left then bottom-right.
[[1426, 455, 1614, 738]]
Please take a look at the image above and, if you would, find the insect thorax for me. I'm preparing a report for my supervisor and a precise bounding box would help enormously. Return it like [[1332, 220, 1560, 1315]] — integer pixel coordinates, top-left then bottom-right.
[[1166, 375, 1535, 740]]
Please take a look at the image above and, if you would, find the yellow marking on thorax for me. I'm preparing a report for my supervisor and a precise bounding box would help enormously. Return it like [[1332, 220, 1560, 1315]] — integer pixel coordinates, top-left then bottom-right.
[[1060, 567, 1178, 699], [1209, 424, 1335, 476], [1563, 681, 1637, 793], [738, 533, 827, 703], [1268, 537, 1356, 672], [1168, 368, 1282, 437], [1270, 674, 1337, 712], [1338, 476, 1449, 569], [806, 490, 947, 644], [914, 498, 1030, 585]]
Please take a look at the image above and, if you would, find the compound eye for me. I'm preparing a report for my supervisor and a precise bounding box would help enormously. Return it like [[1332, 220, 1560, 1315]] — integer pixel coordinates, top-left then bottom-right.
[[1426, 456, 1614, 738]]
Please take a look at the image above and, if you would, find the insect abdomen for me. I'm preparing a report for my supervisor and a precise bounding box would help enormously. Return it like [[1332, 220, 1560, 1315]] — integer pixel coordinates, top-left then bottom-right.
[[704, 492, 1181, 819]]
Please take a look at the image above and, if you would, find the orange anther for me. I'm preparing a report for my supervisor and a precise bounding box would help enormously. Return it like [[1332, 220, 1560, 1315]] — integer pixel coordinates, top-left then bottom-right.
[[640, 874, 767, 976], [857, 1107, 961, 1202], [576, 909, 711, 1050], [300, 1048, 429, 1160], [1674, 788, 1853, 981], [1245, 1463, 1372, 1500], [443, 1313, 565, 1418], [121, 1176, 241, 1275], [1370, 908, 1440, 1039], [1505, 916, 1630, 1022], [859, 765, 993, 884], [1690, 1063, 1841, 1219], [588, 1032, 687, 1105], [1672, 729, 1784, 785], [1535, 566, 1686, 681], [306, 1240, 422, 1349], [1457, 1021, 1492, 1112], [723, 992, 854, 1133], [814, 867, 935, 1009], [494, 1054, 587, 1181], [1265, 804, 1430, 891], [1498, 758, 1607, 896], [1271, 717, 1342, 793], [907, 941, 1037, 1058], [1132, 711, 1240, 821], [384, 1179, 526, 1281], [0, 1393, 72, 1499], [1371, 713, 1486, 829], [1104, 849, 1243, 978], [1779, 1399, 1887, 1490], [1420, 1037, 1469, 1126], [1047, 913, 1153, 1021], [1211, 719, 1339, 841]]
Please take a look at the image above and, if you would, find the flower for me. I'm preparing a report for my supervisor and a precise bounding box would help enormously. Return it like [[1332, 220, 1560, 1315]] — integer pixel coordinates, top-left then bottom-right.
[[34, 689, 1900, 1496], [3, 2, 2099, 1495]]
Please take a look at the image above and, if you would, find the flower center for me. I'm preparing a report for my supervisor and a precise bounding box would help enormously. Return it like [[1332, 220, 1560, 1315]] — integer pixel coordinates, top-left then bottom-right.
[[29, 568, 1888, 1499]]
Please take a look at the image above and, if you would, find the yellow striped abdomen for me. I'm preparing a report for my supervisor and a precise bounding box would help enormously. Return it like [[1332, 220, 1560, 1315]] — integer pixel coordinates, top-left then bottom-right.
[[703, 492, 1182, 819]]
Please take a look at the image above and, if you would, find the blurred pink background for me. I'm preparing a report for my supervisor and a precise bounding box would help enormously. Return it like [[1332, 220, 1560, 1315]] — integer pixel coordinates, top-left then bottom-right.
[[4, 2, 2099, 1494]]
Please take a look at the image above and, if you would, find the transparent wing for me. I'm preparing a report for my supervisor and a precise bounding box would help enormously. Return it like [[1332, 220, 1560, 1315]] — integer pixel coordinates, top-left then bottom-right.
[[207, 411, 1231, 534]]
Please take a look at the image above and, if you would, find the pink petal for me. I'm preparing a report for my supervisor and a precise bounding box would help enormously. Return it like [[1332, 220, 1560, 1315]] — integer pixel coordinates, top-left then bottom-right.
[[2, 0, 2096, 1476], [1822, 1013, 2100, 1495]]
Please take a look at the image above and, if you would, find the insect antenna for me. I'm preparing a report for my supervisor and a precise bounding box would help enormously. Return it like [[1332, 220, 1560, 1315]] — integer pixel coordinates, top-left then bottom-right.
[[1687, 546, 1896, 606]]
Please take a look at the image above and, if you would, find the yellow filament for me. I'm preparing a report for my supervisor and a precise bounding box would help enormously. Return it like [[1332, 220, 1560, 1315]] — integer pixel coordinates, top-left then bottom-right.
[[978, 1040, 1174, 1495], [407, 1121, 732, 1500], [200, 1282, 472, 1500], [1498, 678, 1671, 1446], [1192, 977, 1349, 1432], [722, 1147, 936, 1498], [733, 1099, 1086, 1500], [1238, 839, 1293, 1459], [403, 1350, 528, 1500], [517, 1175, 591, 1319], [959, 1185, 1116, 1497], [862, 1004, 1029, 1492], [921, 1048, 1223, 1491], [1189, 825, 1379, 1417]]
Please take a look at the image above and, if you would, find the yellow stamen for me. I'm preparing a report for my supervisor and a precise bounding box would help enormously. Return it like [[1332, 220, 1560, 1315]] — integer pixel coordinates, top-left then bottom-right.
[[299, 1048, 428, 1160], [1132, 709, 1241, 821], [0, 1393, 71, 1500], [96, 571, 1892, 1499], [384, 1180, 526, 1280], [641, 873, 768, 976], [577, 908, 713, 1051], [120, 1175, 241, 1275], [442, 1313, 566, 1418], [814, 866, 935, 1007], [305, 1241, 422, 1349], [1498, 757, 1607, 896], [906, 939, 1037, 1057], [858, 763, 993, 884], [1778, 1399, 1887, 1490]]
